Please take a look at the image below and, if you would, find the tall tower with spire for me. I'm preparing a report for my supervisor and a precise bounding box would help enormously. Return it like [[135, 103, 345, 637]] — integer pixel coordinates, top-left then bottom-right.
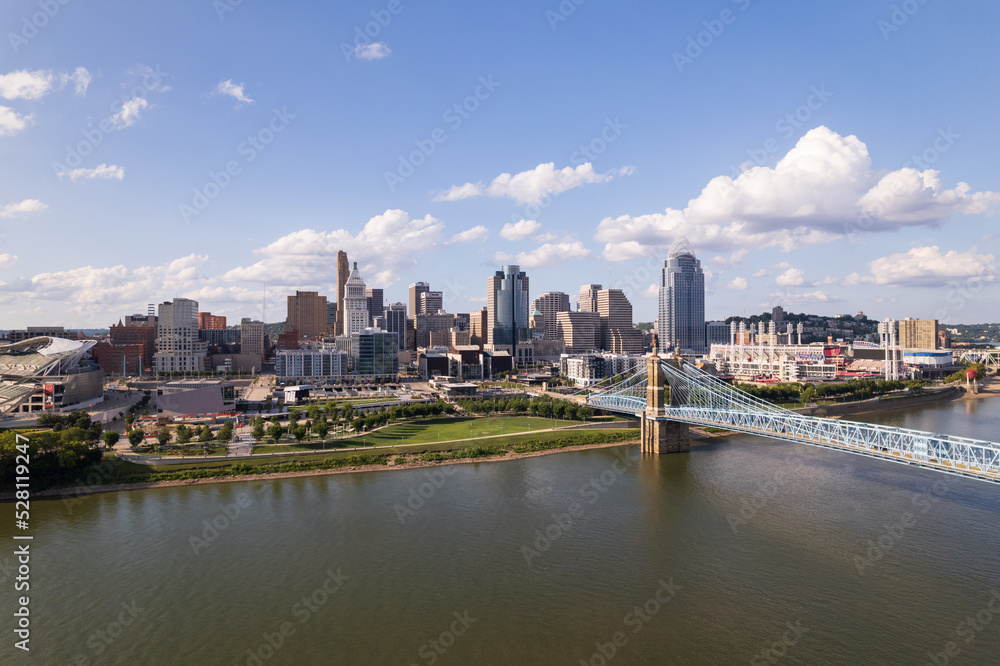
[[659, 238, 706, 354], [343, 262, 369, 336]]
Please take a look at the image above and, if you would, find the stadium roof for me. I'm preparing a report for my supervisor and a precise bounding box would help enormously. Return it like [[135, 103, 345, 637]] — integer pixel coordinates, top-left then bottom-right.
[[0, 337, 96, 377]]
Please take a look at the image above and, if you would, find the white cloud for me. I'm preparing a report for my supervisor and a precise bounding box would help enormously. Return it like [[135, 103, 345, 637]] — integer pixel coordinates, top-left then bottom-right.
[[727, 277, 748, 290], [111, 97, 150, 128], [0, 106, 31, 137], [493, 251, 514, 263], [213, 79, 254, 105], [499, 219, 541, 241], [500, 240, 591, 269], [59, 67, 91, 96], [224, 209, 445, 288], [775, 268, 805, 286], [355, 42, 391, 60], [767, 290, 840, 305], [751, 268, 768, 278], [597, 127, 1000, 260], [58, 164, 125, 182], [0, 254, 17, 271], [434, 162, 628, 205], [533, 233, 558, 243], [815, 276, 838, 285], [0, 199, 47, 218], [712, 248, 749, 269], [450, 225, 488, 243], [863, 246, 996, 288], [642, 284, 659, 299], [0, 69, 54, 100]]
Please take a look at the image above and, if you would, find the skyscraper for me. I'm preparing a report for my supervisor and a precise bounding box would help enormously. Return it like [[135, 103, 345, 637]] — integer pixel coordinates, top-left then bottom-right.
[[597, 289, 644, 354], [383, 303, 407, 352], [409, 282, 431, 316], [659, 239, 706, 354], [531, 292, 571, 340], [365, 288, 384, 326], [419, 290, 443, 315], [286, 291, 329, 340], [153, 298, 208, 373], [578, 284, 602, 313], [335, 250, 349, 335], [487, 265, 530, 363], [343, 262, 370, 336]]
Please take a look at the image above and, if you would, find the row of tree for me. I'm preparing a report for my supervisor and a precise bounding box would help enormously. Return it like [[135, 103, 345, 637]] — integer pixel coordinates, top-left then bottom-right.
[[454, 395, 592, 421], [736, 379, 922, 404]]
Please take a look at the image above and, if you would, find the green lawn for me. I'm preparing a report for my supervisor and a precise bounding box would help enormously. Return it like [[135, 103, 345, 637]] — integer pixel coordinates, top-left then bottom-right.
[[337, 416, 569, 447]]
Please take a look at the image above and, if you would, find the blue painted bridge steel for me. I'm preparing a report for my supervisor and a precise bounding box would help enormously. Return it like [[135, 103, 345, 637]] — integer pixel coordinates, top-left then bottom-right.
[[588, 361, 1000, 485]]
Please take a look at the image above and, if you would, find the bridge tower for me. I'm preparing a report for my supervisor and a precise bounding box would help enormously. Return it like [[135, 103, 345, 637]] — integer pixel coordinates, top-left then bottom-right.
[[640, 351, 690, 454]]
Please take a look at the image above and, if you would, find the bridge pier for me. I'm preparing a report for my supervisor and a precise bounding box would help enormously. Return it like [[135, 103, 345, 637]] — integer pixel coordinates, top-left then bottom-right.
[[641, 351, 690, 454]]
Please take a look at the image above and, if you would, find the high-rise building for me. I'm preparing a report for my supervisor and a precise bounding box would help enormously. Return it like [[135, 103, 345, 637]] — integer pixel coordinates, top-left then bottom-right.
[[335, 250, 349, 336], [556, 311, 601, 353], [343, 262, 370, 336], [326, 301, 337, 330], [365, 288, 384, 326], [286, 291, 329, 340], [414, 313, 456, 348], [487, 265, 531, 364], [899, 319, 938, 349], [350, 329, 399, 378], [240, 318, 266, 363], [198, 312, 227, 329], [597, 289, 643, 355], [532, 292, 571, 340], [383, 303, 407, 352], [578, 284, 602, 313], [153, 298, 208, 373], [409, 282, 431, 316], [419, 290, 443, 315], [469, 307, 488, 348], [659, 239, 706, 354]]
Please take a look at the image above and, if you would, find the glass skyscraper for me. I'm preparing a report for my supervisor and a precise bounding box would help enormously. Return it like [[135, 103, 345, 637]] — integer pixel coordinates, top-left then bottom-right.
[[659, 239, 706, 354], [487, 265, 530, 349]]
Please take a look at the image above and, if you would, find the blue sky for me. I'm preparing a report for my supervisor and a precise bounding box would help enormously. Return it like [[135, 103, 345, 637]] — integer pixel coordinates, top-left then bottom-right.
[[0, 0, 998, 329]]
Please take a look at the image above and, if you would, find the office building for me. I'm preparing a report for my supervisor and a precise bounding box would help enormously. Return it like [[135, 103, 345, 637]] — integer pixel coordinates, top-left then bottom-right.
[[899, 319, 938, 350], [366, 288, 384, 326], [276, 347, 348, 383], [343, 263, 370, 336], [335, 250, 349, 335], [556, 311, 601, 353], [409, 282, 431, 316], [706, 321, 730, 347], [326, 301, 337, 330], [487, 265, 532, 364], [286, 291, 329, 340], [578, 284, 602, 313], [350, 329, 399, 378], [469, 307, 488, 348], [383, 303, 407, 353], [415, 312, 457, 348], [532, 291, 571, 340], [240, 318, 266, 362], [198, 313, 227, 330], [597, 289, 643, 355], [420, 290, 444, 315], [659, 239, 706, 354], [153, 298, 209, 373]]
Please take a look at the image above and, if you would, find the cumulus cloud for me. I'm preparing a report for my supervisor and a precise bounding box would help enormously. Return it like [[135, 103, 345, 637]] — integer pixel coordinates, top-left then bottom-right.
[[643, 284, 659, 298], [0, 199, 47, 218], [355, 43, 391, 60], [493, 240, 591, 269], [767, 290, 840, 306], [712, 248, 749, 269], [0, 254, 17, 271], [596, 127, 1000, 260], [533, 233, 558, 243], [0, 255, 209, 324], [0, 106, 31, 137], [111, 97, 149, 128], [859, 246, 996, 288], [58, 164, 125, 182], [450, 225, 489, 243], [751, 268, 768, 278], [213, 79, 254, 105], [727, 277, 748, 290], [60, 67, 91, 96], [434, 162, 629, 206], [224, 209, 445, 288], [775, 268, 805, 286], [0, 69, 54, 100], [499, 219, 541, 241]]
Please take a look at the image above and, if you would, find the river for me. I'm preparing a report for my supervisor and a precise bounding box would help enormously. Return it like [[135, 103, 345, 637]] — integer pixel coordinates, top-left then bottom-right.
[[4, 397, 1000, 665]]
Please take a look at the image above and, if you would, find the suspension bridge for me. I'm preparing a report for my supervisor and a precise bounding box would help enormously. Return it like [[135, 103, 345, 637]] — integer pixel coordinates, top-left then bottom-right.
[[587, 352, 1000, 485]]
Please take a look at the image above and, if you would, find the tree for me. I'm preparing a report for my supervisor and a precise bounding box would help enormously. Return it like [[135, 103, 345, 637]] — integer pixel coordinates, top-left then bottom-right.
[[198, 425, 213, 442], [800, 386, 816, 404], [267, 423, 285, 443], [289, 408, 300, 425], [103, 431, 120, 448], [292, 425, 308, 442], [252, 421, 265, 441], [156, 427, 172, 447], [216, 422, 234, 444], [314, 418, 329, 440], [175, 425, 192, 445], [127, 429, 144, 446]]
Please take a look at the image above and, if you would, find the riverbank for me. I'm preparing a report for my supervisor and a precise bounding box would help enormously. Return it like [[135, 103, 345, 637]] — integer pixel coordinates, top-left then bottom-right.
[[22, 438, 639, 501]]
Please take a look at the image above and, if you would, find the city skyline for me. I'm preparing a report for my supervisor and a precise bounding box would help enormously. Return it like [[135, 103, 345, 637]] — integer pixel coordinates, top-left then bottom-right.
[[1, 1, 998, 329]]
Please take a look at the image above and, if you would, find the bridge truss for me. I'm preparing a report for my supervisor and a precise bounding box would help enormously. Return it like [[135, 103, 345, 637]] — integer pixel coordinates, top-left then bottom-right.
[[588, 361, 1000, 484]]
